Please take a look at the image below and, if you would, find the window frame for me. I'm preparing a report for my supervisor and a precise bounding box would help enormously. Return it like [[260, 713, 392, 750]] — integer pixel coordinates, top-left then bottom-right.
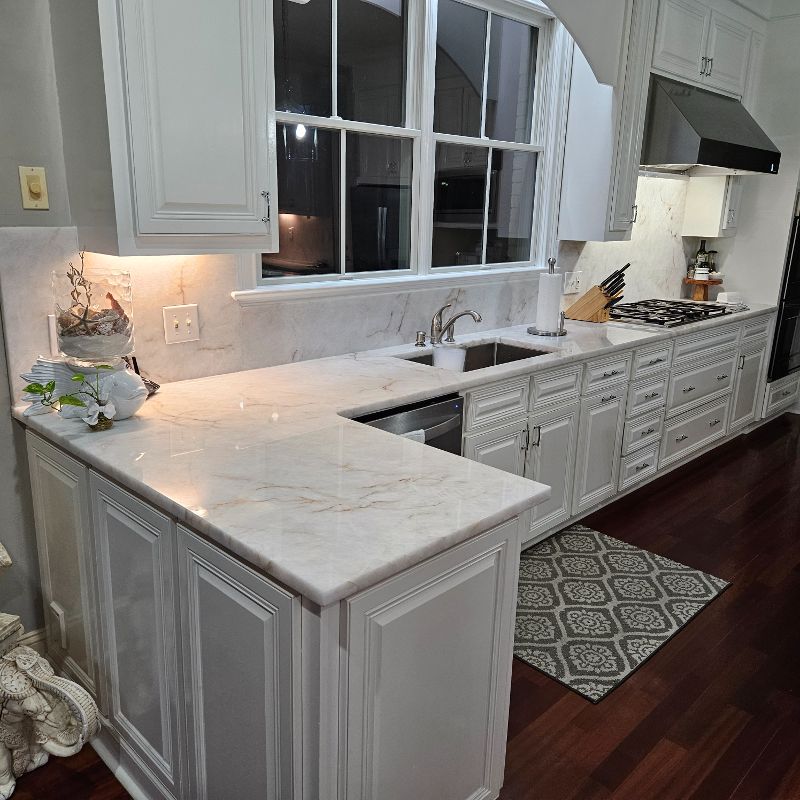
[[234, 0, 572, 302]]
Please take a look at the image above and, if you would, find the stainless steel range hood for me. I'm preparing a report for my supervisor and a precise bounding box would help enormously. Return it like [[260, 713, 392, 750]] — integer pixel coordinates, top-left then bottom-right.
[[640, 76, 781, 176]]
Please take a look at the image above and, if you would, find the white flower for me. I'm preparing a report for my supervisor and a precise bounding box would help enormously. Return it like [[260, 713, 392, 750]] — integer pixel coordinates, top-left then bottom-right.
[[81, 400, 116, 426]]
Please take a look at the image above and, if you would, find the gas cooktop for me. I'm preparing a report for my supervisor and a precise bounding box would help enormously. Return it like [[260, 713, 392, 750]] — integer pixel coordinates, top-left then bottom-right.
[[609, 299, 739, 328]]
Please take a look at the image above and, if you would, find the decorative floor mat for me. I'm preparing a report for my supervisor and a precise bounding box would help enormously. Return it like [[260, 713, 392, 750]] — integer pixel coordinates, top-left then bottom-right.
[[514, 524, 729, 702]]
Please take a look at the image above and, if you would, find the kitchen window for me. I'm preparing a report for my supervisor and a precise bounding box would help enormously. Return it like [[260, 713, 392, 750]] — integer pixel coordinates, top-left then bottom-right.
[[255, 0, 567, 292]]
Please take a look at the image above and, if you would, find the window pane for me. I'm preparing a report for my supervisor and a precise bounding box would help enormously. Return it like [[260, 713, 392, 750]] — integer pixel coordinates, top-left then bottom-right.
[[338, 0, 407, 126], [431, 143, 488, 267], [345, 134, 413, 272], [485, 149, 536, 264], [434, 0, 487, 136], [274, 0, 332, 116], [485, 16, 537, 143], [262, 124, 340, 279]]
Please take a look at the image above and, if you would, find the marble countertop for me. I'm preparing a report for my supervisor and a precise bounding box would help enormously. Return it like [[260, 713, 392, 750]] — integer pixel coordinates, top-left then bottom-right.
[[15, 305, 775, 606]]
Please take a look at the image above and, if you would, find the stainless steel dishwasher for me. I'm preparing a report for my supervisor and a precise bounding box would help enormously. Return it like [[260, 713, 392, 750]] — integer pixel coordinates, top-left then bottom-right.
[[353, 394, 463, 454]]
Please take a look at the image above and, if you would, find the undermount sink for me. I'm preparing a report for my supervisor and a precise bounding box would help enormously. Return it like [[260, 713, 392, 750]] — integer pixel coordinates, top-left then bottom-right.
[[399, 341, 550, 371]]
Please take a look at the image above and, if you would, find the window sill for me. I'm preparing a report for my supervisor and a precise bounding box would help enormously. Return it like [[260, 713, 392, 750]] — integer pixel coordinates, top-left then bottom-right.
[[231, 265, 545, 306]]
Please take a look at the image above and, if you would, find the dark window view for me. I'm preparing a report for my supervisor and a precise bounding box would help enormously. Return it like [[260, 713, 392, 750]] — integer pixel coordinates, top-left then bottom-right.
[[274, 0, 332, 116], [434, 0, 487, 137], [262, 124, 340, 278], [345, 134, 413, 272], [431, 143, 488, 267], [338, 0, 407, 126], [485, 16, 537, 143], [485, 149, 537, 263]]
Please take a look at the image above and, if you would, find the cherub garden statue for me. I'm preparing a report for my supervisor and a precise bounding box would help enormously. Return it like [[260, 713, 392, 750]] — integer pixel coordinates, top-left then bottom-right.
[[0, 543, 100, 798]]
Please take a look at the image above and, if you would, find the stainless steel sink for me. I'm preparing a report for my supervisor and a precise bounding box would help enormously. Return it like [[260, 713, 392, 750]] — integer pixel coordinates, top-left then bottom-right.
[[399, 341, 550, 371]]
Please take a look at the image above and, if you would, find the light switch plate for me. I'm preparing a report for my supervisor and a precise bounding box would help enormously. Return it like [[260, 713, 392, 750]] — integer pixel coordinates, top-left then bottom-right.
[[163, 304, 200, 344], [18, 166, 49, 210], [563, 271, 583, 295]]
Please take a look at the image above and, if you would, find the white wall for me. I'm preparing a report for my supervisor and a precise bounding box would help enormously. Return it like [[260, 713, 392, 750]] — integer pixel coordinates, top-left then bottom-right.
[[713, 13, 800, 304], [0, 0, 70, 227]]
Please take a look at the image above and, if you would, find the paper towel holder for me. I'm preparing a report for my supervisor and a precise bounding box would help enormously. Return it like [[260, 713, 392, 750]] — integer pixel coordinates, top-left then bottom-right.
[[528, 311, 567, 337]]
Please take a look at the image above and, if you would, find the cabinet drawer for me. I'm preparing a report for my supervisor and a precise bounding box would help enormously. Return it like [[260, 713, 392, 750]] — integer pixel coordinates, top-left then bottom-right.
[[530, 364, 582, 407], [765, 374, 800, 417], [666, 352, 737, 417], [582, 352, 631, 393], [673, 324, 740, 365], [632, 342, 673, 379], [627, 374, 668, 417], [660, 398, 729, 468], [741, 315, 771, 345], [619, 444, 659, 492], [622, 409, 664, 455], [464, 378, 529, 431]]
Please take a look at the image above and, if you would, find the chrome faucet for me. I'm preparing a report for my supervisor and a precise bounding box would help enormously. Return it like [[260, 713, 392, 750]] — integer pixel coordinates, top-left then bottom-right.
[[430, 304, 482, 344]]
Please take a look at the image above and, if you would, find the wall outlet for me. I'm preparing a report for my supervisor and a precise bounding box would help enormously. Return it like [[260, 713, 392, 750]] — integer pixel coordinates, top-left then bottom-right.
[[163, 304, 200, 344], [563, 271, 583, 295]]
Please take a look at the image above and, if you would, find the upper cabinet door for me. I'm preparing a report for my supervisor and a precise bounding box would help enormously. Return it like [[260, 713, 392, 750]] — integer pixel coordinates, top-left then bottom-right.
[[112, 0, 277, 247], [652, 0, 710, 82], [705, 10, 751, 96]]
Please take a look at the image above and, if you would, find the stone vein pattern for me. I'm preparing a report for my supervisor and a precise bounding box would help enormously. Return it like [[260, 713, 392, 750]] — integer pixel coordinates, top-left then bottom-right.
[[12, 311, 771, 608], [514, 525, 728, 702]]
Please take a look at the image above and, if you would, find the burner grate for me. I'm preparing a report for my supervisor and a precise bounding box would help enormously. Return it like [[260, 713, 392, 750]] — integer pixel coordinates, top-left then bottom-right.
[[609, 299, 733, 327]]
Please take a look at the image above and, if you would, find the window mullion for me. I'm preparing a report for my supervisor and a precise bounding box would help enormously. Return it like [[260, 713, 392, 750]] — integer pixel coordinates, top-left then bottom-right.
[[331, 0, 339, 118], [339, 131, 347, 274], [480, 12, 492, 138], [481, 146, 492, 265]]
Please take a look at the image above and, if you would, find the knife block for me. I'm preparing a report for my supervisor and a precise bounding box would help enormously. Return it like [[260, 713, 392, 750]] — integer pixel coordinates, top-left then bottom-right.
[[564, 285, 621, 323]]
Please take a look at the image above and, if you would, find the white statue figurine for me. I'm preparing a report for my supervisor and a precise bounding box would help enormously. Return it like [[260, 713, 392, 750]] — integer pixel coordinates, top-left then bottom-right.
[[0, 543, 100, 799]]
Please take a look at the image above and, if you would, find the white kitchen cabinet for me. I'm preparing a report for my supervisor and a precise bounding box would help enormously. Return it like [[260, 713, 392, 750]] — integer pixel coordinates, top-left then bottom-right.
[[524, 401, 580, 543], [463, 419, 528, 477], [651, 0, 752, 97], [729, 342, 767, 432], [91, 474, 184, 798], [559, 0, 657, 241], [49, 0, 278, 256], [343, 518, 522, 800], [177, 526, 300, 800], [26, 434, 99, 700], [572, 390, 627, 515], [682, 175, 743, 238]]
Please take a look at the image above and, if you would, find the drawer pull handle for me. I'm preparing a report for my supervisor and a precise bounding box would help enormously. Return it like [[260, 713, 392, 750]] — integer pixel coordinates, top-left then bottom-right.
[[641, 427, 656, 437], [648, 357, 664, 365], [602, 369, 621, 377], [682, 386, 696, 393], [601, 395, 617, 403], [716, 374, 729, 381], [635, 463, 650, 472], [676, 434, 689, 442], [782, 389, 793, 398], [709, 419, 721, 427], [644, 391, 660, 400]]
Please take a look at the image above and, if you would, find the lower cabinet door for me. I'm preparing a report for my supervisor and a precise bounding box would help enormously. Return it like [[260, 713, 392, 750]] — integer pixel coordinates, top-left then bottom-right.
[[91, 474, 183, 798], [26, 434, 99, 700], [177, 526, 300, 800], [462, 418, 527, 477], [572, 390, 627, 515], [344, 519, 521, 800], [525, 400, 580, 543], [729, 345, 766, 431]]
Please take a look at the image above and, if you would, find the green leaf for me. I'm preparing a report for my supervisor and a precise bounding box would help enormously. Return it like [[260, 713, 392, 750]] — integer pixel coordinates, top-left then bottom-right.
[[71, 373, 86, 383], [44, 380, 56, 393], [24, 383, 45, 394], [58, 395, 86, 407], [96, 364, 114, 370]]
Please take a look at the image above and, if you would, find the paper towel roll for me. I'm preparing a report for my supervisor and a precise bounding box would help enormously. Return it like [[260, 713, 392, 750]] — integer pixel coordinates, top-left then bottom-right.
[[536, 273, 562, 333]]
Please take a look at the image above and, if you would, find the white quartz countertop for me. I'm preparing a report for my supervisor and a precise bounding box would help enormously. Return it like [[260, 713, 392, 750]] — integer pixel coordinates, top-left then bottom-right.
[[15, 305, 775, 606]]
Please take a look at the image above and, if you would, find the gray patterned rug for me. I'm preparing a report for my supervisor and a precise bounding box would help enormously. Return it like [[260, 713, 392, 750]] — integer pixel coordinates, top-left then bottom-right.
[[514, 524, 729, 702]]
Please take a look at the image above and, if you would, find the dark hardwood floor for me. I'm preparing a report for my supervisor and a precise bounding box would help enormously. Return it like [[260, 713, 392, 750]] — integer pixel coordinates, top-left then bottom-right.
[[13, 414, 800, 800]]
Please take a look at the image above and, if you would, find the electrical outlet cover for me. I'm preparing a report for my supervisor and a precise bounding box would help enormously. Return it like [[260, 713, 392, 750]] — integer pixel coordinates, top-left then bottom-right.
[[563, 271, 583, 295], [163, 304, 200, 344]]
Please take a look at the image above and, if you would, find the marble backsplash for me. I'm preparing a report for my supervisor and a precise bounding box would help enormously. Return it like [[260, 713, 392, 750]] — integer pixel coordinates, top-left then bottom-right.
[[0, 175, 695, 402]]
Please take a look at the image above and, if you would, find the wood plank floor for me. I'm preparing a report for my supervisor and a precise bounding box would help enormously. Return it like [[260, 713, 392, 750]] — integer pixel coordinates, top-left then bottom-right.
[[13, 414, 800, 800]]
